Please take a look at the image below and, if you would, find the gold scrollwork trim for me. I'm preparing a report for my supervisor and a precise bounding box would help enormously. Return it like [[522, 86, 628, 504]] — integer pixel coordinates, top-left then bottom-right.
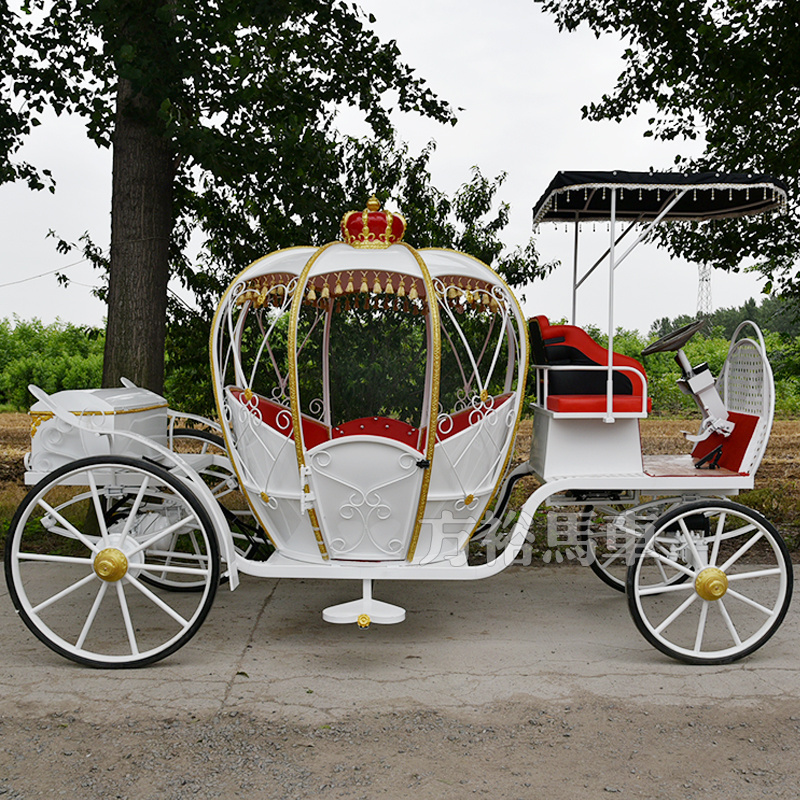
[[29, 403, 169, 437]]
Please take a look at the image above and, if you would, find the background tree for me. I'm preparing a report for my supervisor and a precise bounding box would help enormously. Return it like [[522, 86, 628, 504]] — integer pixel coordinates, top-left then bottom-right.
[[164, 137, 552, 415], [4, 0, 456, 393], [536, 0, 800, 294]]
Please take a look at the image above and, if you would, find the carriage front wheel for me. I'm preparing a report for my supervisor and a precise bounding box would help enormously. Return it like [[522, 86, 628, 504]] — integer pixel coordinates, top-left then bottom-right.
[[627, 500, 793, 664], [4, 456, 220, 668]]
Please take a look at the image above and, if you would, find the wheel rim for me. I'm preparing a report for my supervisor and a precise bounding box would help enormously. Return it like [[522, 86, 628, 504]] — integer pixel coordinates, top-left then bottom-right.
[[628, 501, 792, 663], [5, 457, 219, 668]]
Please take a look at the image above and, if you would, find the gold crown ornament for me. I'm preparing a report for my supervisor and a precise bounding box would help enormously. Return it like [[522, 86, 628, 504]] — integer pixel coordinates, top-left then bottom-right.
[[340, 196, 407, 249]]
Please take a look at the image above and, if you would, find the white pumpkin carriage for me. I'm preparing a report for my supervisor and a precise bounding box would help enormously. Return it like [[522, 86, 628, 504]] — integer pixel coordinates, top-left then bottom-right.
[[4, 175, 793, 667]]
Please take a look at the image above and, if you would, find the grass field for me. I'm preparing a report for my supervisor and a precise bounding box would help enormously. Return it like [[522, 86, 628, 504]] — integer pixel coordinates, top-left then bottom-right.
[[1, 412, 799, 552]]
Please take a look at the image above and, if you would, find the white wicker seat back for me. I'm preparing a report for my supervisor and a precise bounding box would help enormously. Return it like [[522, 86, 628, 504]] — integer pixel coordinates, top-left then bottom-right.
[[717, 321, 774, 476]]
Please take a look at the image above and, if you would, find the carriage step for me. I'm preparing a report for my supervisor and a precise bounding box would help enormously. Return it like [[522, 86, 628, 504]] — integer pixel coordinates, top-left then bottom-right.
[[322, 579, 405, 627]]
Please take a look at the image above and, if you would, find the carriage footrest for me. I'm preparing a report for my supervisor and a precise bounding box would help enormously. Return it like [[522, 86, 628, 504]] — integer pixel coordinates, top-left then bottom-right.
[[322, 579, 405, 627]]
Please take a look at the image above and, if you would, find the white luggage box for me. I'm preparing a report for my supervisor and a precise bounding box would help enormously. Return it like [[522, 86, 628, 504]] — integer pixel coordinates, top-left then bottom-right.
[[26, 387, 168, 481]]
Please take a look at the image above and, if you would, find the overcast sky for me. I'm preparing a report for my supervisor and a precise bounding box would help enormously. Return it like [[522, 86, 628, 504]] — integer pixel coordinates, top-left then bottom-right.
[[0, 1, 766, 335]]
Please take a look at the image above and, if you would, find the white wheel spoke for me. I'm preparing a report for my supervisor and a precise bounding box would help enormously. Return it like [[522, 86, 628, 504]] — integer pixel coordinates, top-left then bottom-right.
[[727, 567, 783, 581], [76, 582, 109, 648], [117, 476, 152, 545], [31, 572, 97, 614], [724, 587, 777, 617], [653, 554, 671, 584], [680, 516, 707, 569], [718, 522, 758, 541], [87, 472, 111, 545], [125, 512, 200, 558], [16, 553, 94, 566], [654, 591, 699, 635], [153, 532, 180, 582], [115, 582, 139, 655], [138, 562, 211, 577], [693, 600, 710, 652], [644, 548, 695, 579], [719, 531, 765, 572], [37, 499, 100, 554], [709, 513, 724, 566], [125, 574, 191, 627], [144, 547, 209, 564], [596, 544, 629, 568], [637, 580, 696, 596], [716, 599, 742, 647]]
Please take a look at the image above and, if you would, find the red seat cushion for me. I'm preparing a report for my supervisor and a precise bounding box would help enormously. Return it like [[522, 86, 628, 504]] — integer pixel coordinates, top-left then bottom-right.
[[230, 389, 330, 449], [545, 395, 651, 414], [332, 416, 421, 448]]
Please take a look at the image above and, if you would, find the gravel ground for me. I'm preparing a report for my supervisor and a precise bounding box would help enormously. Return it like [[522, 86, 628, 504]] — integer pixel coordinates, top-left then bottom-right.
[[2, 700, 800, 799]]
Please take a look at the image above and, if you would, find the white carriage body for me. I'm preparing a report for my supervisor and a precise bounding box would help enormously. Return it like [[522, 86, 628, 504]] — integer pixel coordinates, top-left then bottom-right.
[[7, 177, 794, 668]]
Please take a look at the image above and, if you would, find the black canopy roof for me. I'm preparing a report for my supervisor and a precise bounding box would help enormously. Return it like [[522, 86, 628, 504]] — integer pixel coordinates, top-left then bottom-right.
[[532, 170, 788, 225]]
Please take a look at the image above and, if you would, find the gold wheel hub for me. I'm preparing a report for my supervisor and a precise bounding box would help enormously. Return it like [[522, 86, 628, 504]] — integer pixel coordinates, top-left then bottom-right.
[[695, 567, 728, 601], [94, 548, 129, 582], [357, 614, 371, 629]]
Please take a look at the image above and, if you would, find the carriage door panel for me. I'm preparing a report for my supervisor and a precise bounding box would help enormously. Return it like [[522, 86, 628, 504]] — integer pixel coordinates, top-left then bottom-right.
[[307, 438, 423, 560]]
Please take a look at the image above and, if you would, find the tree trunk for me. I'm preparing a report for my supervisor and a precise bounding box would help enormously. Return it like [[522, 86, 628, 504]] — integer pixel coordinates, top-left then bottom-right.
[[103, 78, 174, 394]]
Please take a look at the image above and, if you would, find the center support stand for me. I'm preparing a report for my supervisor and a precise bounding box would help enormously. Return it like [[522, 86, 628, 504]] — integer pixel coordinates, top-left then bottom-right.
[[322, 579, 406, 628]]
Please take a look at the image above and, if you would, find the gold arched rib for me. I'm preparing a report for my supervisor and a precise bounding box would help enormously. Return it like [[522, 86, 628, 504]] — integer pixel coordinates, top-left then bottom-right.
[[286, 242, 340, 560], [400, 243, 442, 562]]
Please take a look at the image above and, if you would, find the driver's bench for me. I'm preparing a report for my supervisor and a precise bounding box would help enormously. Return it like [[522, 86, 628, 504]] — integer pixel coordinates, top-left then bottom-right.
[[528, 315, 650, 479], [529, 315, 651, 415]]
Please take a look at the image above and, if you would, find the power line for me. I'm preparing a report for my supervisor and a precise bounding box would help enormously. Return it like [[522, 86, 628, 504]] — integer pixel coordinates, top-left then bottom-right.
[[0, 257, 90, 289]]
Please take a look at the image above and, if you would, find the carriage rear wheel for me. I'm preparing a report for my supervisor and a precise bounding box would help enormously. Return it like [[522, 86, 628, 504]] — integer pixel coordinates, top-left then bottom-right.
[[627, 500, 792, 664], [4, 456, 220, 668]]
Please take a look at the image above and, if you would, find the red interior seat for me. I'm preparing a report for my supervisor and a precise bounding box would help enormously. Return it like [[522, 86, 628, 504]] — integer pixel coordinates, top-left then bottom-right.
[[230, 389, 330, 448], [332, 416, 421, 449], [530, 315, 650, 413]]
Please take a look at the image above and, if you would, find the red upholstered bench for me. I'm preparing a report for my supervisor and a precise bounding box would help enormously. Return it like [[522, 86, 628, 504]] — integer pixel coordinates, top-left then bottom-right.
[[230, 389, 330, 449], [332, 416, 421, 449], [530, 315, 651, 414]]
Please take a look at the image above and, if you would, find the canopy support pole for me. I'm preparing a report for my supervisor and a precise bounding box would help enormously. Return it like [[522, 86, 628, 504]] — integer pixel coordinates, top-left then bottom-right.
[[571, 215, 580, 325], [606, 189, 617, 423], [613, 189, 689, 272]]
